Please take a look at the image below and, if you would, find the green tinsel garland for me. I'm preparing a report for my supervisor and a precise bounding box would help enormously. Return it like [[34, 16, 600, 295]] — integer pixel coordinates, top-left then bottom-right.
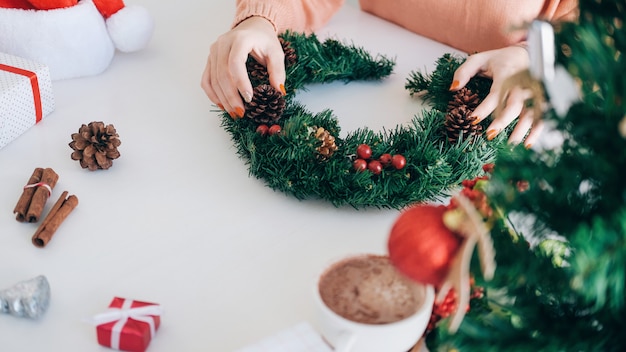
[[220, 31, 507, 209]]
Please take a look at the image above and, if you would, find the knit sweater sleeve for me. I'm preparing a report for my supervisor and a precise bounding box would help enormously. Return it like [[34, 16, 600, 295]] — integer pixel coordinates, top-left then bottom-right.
[[541, 0, 578, 22], [358, 0, 579, 53], [232, 0, 345, 33]]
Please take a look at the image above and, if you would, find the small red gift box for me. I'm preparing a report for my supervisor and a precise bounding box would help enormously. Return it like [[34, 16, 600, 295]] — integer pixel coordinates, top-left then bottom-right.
[[93, 297, 162, 352]]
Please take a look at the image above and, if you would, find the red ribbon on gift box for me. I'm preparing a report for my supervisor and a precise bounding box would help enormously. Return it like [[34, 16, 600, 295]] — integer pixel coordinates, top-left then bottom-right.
[[0, 63, 43, 123], [88, 297, 162, 352]]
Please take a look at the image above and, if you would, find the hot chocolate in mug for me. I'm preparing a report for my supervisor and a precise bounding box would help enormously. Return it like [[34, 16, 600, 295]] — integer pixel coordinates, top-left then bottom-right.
[[314, 254, 434, 352]]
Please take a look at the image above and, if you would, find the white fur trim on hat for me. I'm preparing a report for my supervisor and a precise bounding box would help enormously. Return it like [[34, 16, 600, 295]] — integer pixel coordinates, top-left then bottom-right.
[[0, 0, 115, 80], [106, 4, 154, 53]]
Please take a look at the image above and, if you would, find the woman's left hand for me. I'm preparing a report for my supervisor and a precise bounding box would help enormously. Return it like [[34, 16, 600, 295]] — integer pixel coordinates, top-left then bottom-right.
[[450, 45, 543, 148]]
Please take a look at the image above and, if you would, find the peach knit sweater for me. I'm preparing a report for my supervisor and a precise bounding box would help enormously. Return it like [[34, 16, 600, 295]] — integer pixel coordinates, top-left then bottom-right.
[[232, 0, 578, 53]]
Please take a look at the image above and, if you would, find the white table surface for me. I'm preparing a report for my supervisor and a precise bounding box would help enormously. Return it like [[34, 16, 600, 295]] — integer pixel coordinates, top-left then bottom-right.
[[0, 1, 460, 351]]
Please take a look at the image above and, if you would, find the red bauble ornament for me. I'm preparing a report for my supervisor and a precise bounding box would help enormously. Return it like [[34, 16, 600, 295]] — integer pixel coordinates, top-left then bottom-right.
[[387, 204, 462, 286], [379, 153, 392, 167], [356, 144, 372, 160], [368, 160, 383, 174], [268, 124, 282, 135], [353, 159, 367, 172], [392, 154, 406, 170]]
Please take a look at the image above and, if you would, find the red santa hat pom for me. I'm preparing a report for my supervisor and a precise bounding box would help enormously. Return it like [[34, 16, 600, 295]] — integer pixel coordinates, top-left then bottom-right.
[[92, 0, 154, 53]]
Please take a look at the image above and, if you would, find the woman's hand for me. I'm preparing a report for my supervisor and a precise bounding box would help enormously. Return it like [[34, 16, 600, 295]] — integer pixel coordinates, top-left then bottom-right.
[[201, 16, 286, 119], [451, 45, 543, 148]]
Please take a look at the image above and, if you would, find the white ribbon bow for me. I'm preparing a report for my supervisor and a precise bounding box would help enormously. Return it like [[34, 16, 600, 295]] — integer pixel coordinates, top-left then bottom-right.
[[87, 299, 163, 350]]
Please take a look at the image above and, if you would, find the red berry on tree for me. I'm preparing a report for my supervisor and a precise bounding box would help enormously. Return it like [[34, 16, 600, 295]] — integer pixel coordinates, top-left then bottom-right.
[[392, 154, 406, 170], [368, 160, 383, 175], [461, 179, 477, 189], [516, 180, 530, 192], [353, 159, 367, 172], [256, 124, 269, 136], [482, 163, 495, 173], [357, 144, 372, 160], [379, 153, 392, 167], [268, 124, 282, 136]]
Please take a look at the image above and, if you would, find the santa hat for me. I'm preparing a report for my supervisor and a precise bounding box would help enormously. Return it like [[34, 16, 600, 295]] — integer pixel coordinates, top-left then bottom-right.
[[91, 0, 153, 52], [0, 0, 154, 79], [0, 0, 153, 52]]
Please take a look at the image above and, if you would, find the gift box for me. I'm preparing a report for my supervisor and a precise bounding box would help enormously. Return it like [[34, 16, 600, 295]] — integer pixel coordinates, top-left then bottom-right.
[[0, 52, 55, 150], [93, 297, 162, 352]]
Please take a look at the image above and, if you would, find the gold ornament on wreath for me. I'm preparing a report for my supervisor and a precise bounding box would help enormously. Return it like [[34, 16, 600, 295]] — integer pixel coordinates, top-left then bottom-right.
[[220, 31, 505, 209], [313, 126, 338, 160]]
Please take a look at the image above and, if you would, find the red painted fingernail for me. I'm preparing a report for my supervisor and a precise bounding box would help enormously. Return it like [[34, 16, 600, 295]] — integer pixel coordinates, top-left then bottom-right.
[[449, 80, 459, 91], [280, 84, 286, 96], [486, 129, 498, 141], [228, 111, 237, 119], [470, 116, 480, 125], [235, 107, 245, 118], [217, 103, 224, 110]]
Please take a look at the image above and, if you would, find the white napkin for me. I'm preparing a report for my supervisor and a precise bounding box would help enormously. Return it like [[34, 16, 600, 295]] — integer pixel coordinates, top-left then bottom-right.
[[235, 321, 333, 352]]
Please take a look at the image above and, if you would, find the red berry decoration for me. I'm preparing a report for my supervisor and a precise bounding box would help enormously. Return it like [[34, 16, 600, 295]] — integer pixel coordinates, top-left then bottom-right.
[[392, 154, 406, 170], [356, 144, 372, 160], [268, 124, 282, 136], [387, 204, 462, 286], [379, 153, 392, 167], [482, 163, 495, 173], [256, 124, 269, 136], [353, 159, 367, 172], [425, 278, 485, 334], [368, 160, 383, 175]]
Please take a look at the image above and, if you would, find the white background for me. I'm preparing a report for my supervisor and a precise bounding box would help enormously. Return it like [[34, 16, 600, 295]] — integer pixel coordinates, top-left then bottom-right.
[[0, 0, 459, 351]]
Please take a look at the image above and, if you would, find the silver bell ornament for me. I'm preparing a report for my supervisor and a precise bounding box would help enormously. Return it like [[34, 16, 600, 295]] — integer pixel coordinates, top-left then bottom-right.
[[0, 275, 50, 319]]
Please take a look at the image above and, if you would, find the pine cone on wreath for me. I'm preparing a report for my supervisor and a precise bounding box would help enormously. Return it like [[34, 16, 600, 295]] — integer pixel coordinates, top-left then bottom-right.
[[246, 58, 268, 86], [281, 37, 297, 68], [444, 87, 483, 144], [69, 121, 121, 171], [245, 84, 286, 124], [246, 37, 297, 86], [314, 127, 338, 159]]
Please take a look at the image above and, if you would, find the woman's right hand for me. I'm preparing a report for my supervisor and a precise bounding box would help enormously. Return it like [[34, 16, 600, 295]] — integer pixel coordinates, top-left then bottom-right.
[[201, 16, 287, 119]]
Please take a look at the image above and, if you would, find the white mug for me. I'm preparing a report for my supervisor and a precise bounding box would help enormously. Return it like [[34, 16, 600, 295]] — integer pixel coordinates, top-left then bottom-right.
[[314, 254, 434, 352]]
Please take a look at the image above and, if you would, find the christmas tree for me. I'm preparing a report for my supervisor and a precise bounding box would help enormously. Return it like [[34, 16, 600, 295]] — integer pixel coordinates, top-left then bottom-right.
[[423, 0, 626, 350]]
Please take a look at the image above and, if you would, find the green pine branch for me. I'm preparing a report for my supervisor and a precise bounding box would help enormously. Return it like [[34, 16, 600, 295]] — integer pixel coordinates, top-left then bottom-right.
[[405, 53, 493, 112]]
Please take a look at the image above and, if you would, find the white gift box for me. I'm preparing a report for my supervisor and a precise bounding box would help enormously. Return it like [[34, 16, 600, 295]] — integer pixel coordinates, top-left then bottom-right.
[[0, 52, 55, 150]]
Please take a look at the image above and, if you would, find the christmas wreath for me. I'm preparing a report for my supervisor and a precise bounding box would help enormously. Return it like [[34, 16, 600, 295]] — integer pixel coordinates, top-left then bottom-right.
[[220, 31, 506, 209]]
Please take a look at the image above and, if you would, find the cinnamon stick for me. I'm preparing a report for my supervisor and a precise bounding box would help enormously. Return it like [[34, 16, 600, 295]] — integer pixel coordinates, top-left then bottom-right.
[[13, 168, 59, 223], [32, 191, 79, 248], [13, 168, 43, 222]]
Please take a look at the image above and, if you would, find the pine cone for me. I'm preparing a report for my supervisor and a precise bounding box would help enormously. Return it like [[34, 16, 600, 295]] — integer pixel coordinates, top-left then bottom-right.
[[245, 84, 286, 124], [246, 38, 297, 86], [69, 121, 121, 171], [444, 87, 483, 144], [246, 58, 268, 86], [280, 37, 297, 68], [314, 127, 338, 159]]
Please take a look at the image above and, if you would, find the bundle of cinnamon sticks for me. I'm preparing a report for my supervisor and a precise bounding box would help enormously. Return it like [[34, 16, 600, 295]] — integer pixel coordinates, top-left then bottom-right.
[[13, 167, 58, 223], [13, 167, 78, 248]]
